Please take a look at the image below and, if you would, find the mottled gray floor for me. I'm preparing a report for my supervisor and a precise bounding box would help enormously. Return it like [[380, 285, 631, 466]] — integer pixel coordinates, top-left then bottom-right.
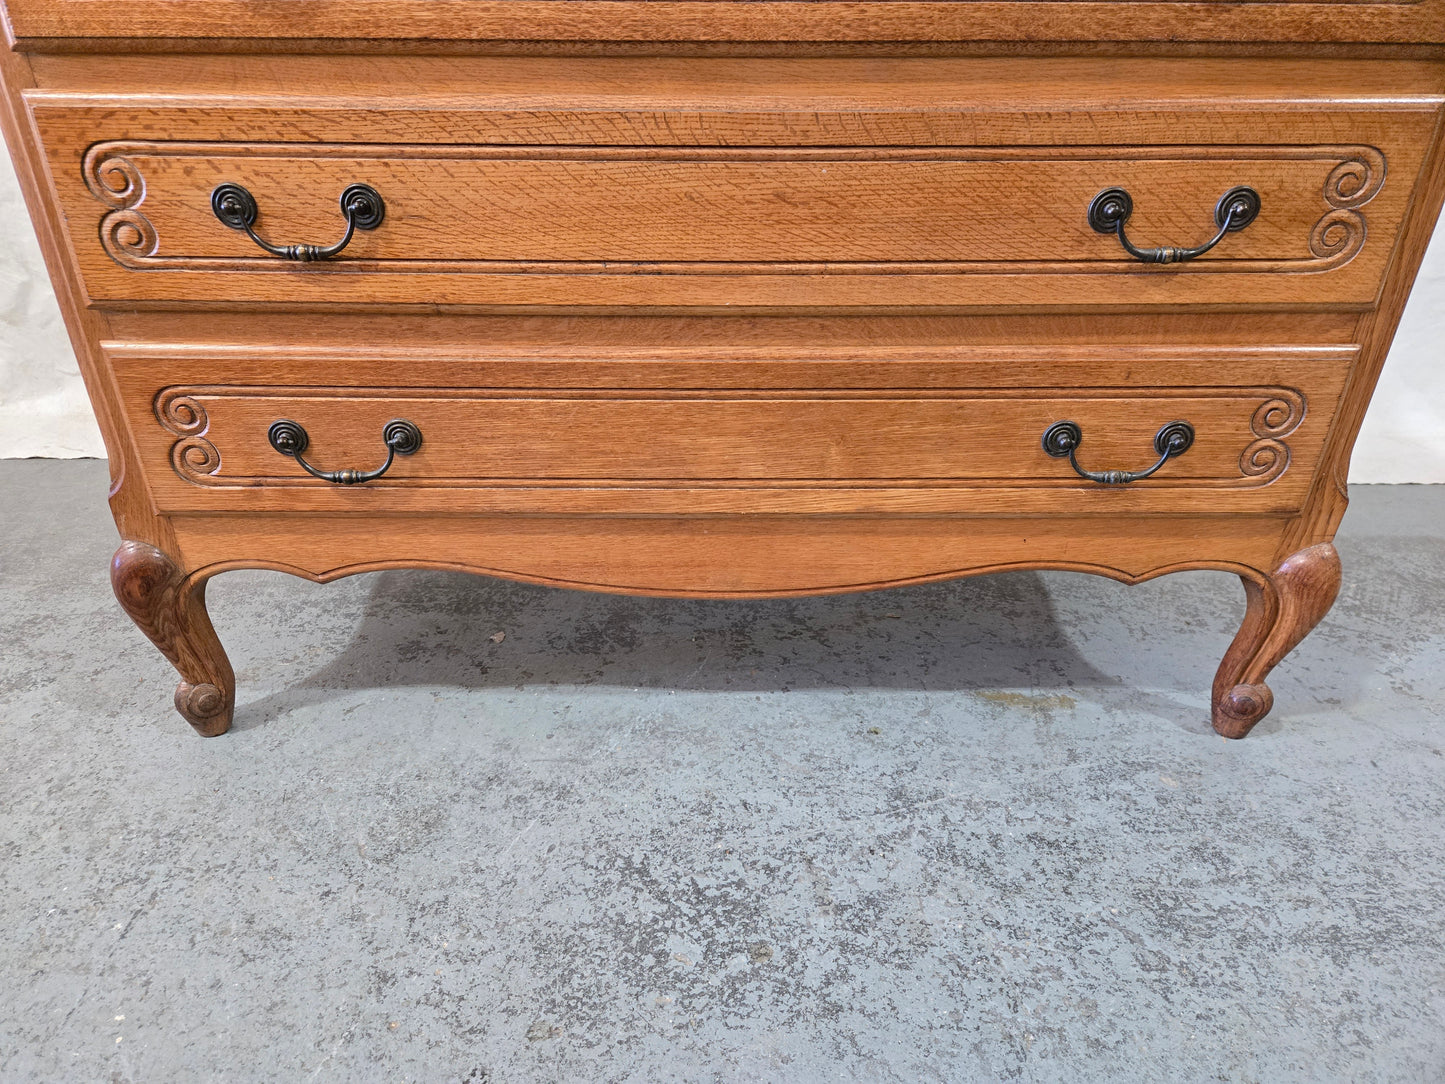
[[1, 460, 1442, 1083]]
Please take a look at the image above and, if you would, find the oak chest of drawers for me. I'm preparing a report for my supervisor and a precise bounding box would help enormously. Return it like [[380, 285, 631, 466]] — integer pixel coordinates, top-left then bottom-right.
[[3, 1, 1443, 737]]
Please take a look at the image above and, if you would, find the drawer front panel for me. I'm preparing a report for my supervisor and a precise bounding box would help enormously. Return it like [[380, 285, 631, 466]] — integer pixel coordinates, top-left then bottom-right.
[[60, 142, 1411, 308], [162, 386, 1308, 484], [85, 145, 1383, 265], [111, 345, 1353, 516], [32, 54, 1439, 311]]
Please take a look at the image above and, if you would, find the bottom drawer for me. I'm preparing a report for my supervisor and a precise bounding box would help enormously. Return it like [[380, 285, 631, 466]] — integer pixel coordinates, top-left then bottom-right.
[[117, 346, 1350, 516]]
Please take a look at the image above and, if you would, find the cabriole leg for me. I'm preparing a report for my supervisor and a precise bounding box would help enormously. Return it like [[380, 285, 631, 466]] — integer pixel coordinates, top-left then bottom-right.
[[1212, 542, 1342, 739], [110, 541, 235, 736]]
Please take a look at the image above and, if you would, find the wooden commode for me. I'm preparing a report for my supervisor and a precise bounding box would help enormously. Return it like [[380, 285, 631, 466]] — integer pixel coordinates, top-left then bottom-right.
[[2, 1, 1442, 737]]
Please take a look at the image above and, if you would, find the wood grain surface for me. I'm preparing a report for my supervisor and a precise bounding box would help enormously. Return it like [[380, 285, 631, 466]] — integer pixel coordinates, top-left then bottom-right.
[[1212, 542, 1343, 738], [110, 540, 234, 735], [166, 512, 1295, 599], [26, 55, 1438, 310], [2, 4, 1442, 734], [107, 342, 1349, 516], [6, 1, 1445, 48]]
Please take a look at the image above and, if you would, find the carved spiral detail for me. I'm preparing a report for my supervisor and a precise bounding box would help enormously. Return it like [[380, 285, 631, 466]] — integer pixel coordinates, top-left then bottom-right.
[[1324, 151, 1386, 210], [175, 682, 229, 725], [84, 146, 160, 265], [1239, 438, 1290, 483], [100, 209, 159, 263], [155, 389, 221, 481], [83, 149, 145, 208], [171, 437, 222, 479], [1301, 150, 1385, 271], [155, 390, 208, 436], [1309, 209, 1366, 263], [1238, 391, 1305, 485], [1250, 392, 1306, 440]]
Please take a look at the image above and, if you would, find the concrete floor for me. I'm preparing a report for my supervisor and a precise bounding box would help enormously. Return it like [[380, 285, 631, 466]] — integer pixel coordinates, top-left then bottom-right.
[[0, 460, 1442, 1083]]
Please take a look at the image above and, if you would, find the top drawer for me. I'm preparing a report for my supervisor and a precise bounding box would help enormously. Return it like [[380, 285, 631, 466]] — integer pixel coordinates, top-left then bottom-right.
[[26, 57, 1445, 311]]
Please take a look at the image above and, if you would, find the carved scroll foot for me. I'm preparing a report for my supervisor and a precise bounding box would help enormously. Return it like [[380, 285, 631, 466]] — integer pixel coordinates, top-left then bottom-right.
[[1212, 543, 1342, 739], [111, 541, 234, 736]]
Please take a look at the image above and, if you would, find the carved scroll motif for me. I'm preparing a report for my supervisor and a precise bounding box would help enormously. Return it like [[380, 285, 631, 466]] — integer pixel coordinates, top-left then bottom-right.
[[1307, 150, 1387, 270], [81, 139, 1387, 276], [1239, 390, 1306, 485], [154, 388, 221, 482], [83, 145, 159, 266]]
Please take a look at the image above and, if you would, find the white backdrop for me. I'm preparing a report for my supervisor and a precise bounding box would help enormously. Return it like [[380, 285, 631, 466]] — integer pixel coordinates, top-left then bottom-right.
[[2, 142, 1442, 479]]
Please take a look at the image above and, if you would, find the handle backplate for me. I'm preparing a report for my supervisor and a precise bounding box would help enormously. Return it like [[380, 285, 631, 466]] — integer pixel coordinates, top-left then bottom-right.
[[268, 418, 422, 485], [212, 183, 385, 262], [1088, 186, 1261, 265], [1043, 420, 1195, 485]]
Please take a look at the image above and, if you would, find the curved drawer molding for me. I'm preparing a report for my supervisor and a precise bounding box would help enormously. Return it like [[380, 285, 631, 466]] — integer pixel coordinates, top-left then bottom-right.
[[147, 382, 1316, 514], [1313, 155, 1388, 266], [1241, 390, 1308, 484], [68, 139, 1402, 308], [85, 141, 1385, 274], [155, 388, 222, 480]]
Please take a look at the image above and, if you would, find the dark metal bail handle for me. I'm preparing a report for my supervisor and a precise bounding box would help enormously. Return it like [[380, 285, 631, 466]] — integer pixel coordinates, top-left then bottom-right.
[[268, 418, 422, 485], [1089, 186, 1261, 265], [212, 183, 385, 262], [1042, 420, 1195, 485]]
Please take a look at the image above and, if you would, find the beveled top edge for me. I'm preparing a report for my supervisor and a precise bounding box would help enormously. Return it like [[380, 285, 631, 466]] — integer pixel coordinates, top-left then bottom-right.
[[3, 0, 1445, 48]]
